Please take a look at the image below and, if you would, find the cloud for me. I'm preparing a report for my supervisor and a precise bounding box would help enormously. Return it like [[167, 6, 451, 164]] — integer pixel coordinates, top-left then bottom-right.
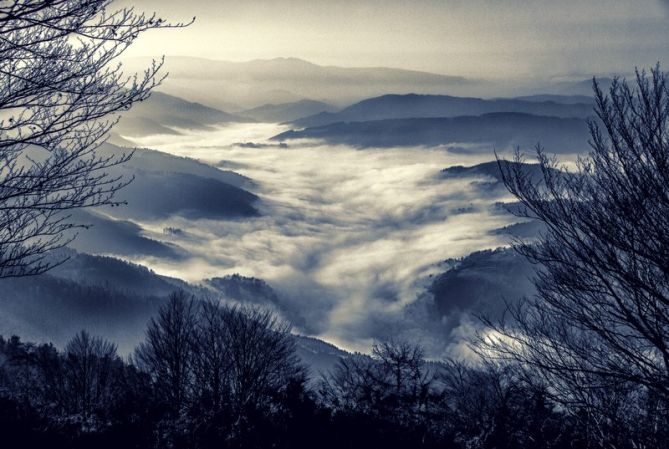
[[123, 123, 528, 354]]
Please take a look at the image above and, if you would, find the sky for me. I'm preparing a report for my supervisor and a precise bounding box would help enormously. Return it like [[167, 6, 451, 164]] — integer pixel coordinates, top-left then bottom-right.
[[120, 0, 669, 79]]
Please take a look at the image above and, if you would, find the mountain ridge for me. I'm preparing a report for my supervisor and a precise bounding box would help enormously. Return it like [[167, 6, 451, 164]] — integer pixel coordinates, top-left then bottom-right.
[[274, 112, 591, 152], [122, 56, 478, 109], [291, 93, 595, 128]]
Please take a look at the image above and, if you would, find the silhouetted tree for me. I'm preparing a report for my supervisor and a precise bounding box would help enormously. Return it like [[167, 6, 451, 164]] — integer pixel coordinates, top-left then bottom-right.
[[440, 360, 570, 449], [0, 329, 605, 449], [481, 66, 669, 448], [222, 306, 306, 433], [0, 1, 188, 278], [321, 340, 434, 426], [133, 294, 308, 447], [135, 291, 197, 416], [373, 340, 432, 418], [63, 330, 120, 420], [0, 335, 64, 413]]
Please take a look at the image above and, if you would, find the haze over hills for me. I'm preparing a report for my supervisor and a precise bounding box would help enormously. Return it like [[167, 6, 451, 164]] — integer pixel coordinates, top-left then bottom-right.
[[274, 113, 591, 152], [241, 99, 338, 123], [440, 160, 555, 184], [1, 110, 564, 367], [113, 91, 253, 139], [549, 76, 615, 97], [0, 250, 349, 372], [118, 56, 626, 114], [61, 144, 260, 262], [429, 247, 536, 322], [511, 94, 595, 105], [29, 60, 605, 360], [114, 146, 254, 189], [291, 93, 594, 128], [104, 144, 259, 221], [67, 209, 186, 260], [4, 56, 613, 365], [122, 56, 479, 109], [5, 1, 668, 444]]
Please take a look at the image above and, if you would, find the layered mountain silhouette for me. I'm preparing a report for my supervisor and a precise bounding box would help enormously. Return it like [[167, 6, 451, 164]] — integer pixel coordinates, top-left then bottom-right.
[[65, 145, 260, 261], [114, 170, 260, 220], [98, 144, 260, 221], [0, 250, 348, 372], [511, 94, 595, 105], [291, 93, 594, 128], [241, 99, 337, 123], [274, 113, 591, 152], [120, 56, 620, 112], [114, 91, 253, 138], [116, 146, 253, 188], [67, 210, 186, 260], [122, 57, 477, 109]]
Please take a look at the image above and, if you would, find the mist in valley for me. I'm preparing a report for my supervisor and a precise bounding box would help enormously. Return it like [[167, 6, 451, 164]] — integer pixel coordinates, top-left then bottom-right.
[[114, 123, 525, 354]]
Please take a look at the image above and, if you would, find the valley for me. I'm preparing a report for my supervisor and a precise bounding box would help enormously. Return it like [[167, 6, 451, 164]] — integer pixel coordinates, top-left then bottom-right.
[[0, 77, 591, 361]]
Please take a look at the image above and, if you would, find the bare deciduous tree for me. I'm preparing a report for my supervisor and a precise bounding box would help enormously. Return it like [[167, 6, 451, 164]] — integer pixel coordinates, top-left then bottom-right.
[[191, 298, 232, 413], [222, 305, 305, 417], [64, 330, 120, 419], [320, 339, 433, 423], [479, 66, 669, 444], [135, 291, 197, 415], [0, 0, 189, 277], [373, 340, 432, 403]]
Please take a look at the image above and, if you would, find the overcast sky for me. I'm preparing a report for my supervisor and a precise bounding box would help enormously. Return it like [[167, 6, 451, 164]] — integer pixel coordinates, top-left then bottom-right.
[[122, 0, 669, 79]]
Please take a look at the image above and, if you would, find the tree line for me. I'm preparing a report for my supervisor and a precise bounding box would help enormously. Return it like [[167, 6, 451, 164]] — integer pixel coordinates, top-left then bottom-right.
[[1, 290, 667, 449]]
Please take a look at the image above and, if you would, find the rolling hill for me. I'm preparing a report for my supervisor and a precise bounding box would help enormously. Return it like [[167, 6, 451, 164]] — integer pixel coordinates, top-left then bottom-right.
[[63, 145, 259, 261], [0, 250, 349, 373], [429, 247, 536, 319], [241, 99, 338, 123], [440, 160, 553, 184], [97, 144, 260, 221], [67, 210, 186, 260], [114, 91, 253, 138], [122, 56, 478, 109], [291, 93, 594, 128], [274, 113, 591, 152]]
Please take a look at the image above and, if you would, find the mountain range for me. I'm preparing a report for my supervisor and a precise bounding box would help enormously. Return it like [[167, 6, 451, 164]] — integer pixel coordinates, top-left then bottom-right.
[[122, 56, 478, 109], [291, 93, 594, 128], [2, 56, 605, 372], [274, 113, 591, 152], [119, 56, 620, 112]]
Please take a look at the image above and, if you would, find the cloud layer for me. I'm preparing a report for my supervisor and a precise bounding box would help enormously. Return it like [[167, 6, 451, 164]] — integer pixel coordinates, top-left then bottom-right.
[[124, 124, 525, 353]]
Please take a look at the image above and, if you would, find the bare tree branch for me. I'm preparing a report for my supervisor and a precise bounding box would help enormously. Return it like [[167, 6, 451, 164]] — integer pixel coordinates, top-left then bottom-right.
[[0, 0, 191, 277]]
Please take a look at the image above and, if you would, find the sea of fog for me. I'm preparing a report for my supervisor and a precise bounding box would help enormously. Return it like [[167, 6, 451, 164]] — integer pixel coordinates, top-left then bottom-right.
[[124, 123, 520, 354]]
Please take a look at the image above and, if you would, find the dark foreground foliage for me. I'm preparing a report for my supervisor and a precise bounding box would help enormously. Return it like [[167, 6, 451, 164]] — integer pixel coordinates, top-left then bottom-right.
[[1, 292, 667, 449]]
